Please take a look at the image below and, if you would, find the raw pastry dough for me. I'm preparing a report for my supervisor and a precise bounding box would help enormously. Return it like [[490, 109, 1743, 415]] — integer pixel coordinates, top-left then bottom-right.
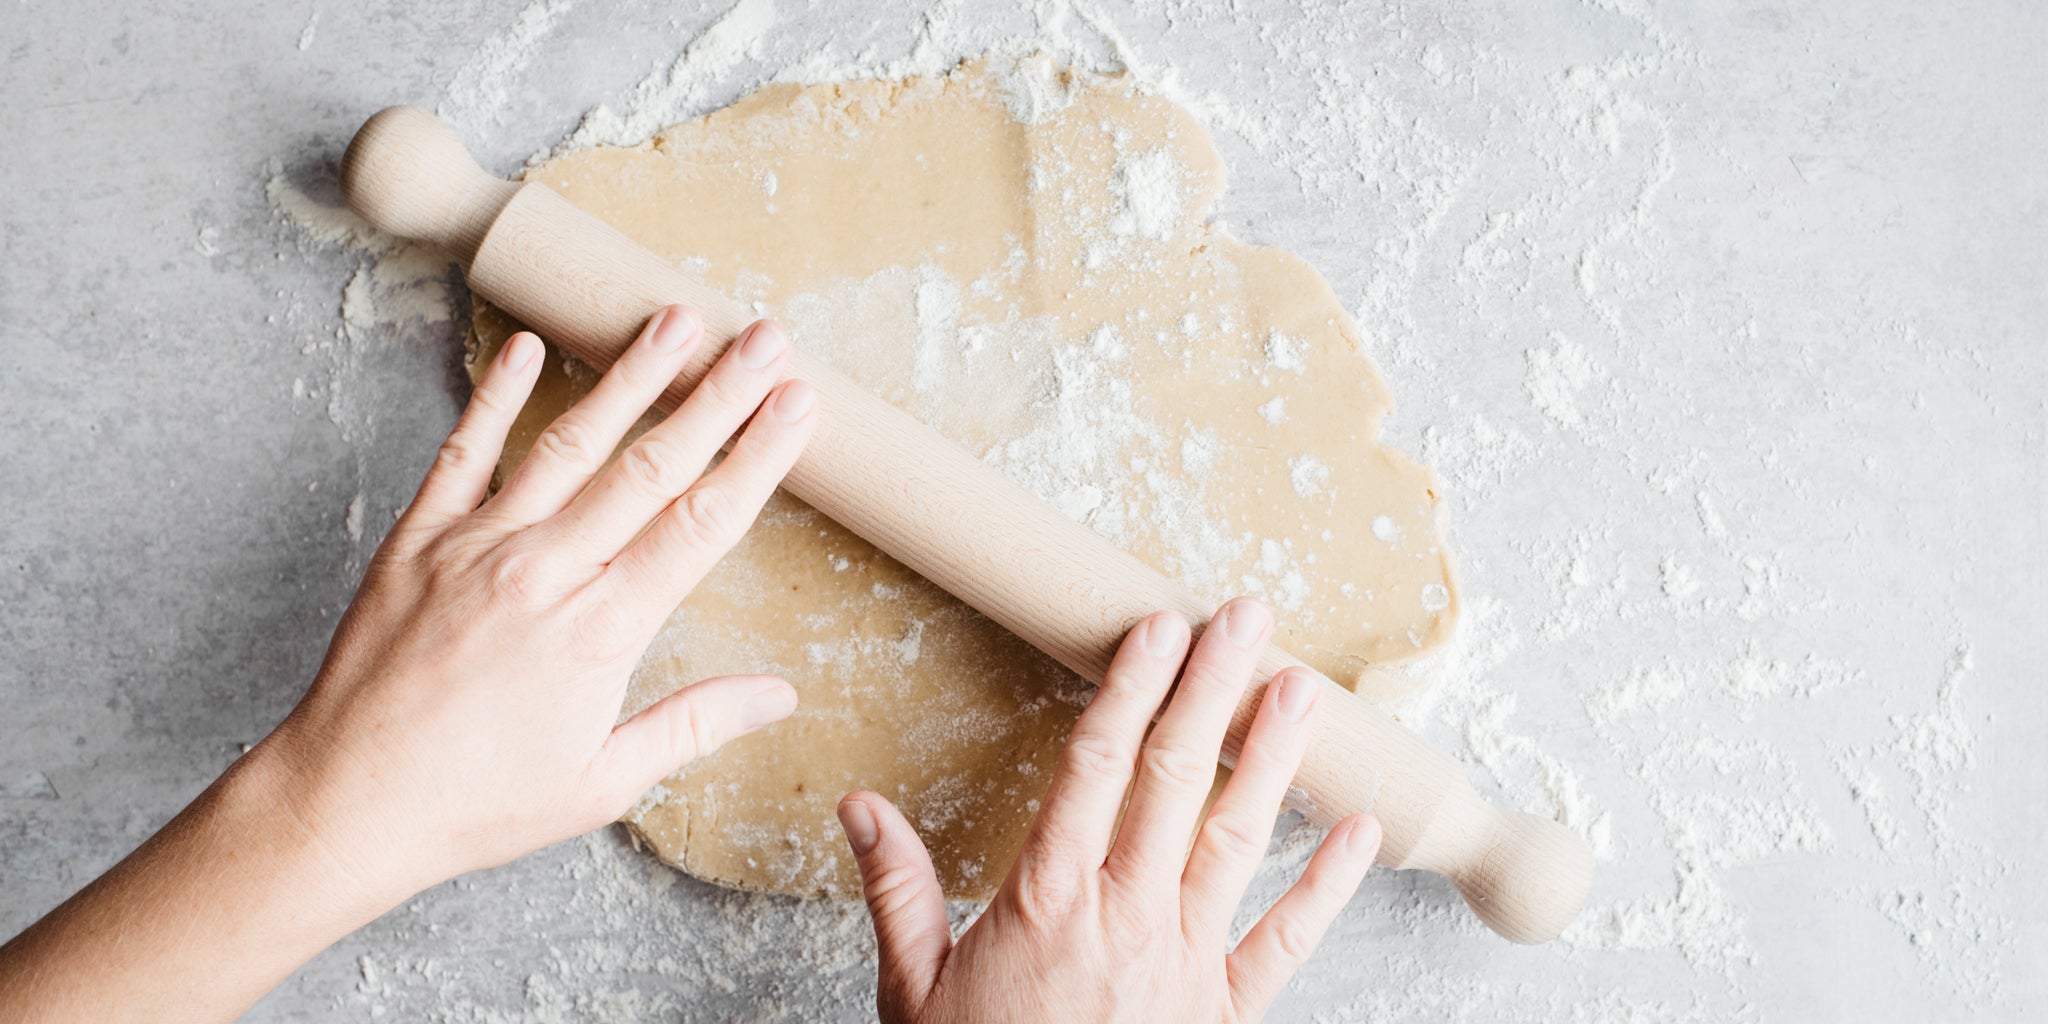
[[469, 58, 1457, 899]]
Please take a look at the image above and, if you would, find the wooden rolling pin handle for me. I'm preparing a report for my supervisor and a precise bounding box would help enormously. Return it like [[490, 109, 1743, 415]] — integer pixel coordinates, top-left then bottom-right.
[[340, 107, 1592, 944]]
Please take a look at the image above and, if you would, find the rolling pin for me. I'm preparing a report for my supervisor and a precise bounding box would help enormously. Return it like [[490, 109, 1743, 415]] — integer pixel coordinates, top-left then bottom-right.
[[340, 106, 1591, 943]]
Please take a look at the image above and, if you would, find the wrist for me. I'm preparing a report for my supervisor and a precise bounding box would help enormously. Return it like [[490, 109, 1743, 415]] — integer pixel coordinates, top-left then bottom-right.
[[0, 734, 427, 1021], [226, 727, 440, 920]]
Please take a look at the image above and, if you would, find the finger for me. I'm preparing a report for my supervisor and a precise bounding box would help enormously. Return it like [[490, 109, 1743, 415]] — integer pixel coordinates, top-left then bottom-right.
[[1180, 667, 1323, 940], [486, 305, 703, 526], [399, 331, 544, 535], [539, 319, 793, 560], [840, 793, 952, 1020], [600, 379, 816, 625], [1105, 597, 1272, 891], [590, 674, 797, 806], [1225, 814, 1381, 1021], [1018, 613, 1188, 881]]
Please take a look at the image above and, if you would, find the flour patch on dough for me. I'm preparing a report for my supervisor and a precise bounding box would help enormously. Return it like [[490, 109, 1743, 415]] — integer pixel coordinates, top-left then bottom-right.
[[1265, 329, 1307, 373], [1289, 454, 1331, 498], [1109, 148, 1185, 241], [912, 265, 962, 393], [991, 52, 1080, 125]]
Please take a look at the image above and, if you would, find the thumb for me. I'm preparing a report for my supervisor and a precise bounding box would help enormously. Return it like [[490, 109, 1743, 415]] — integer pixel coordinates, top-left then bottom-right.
[[839, 792, 951, 1018], [595, 675, 797, 803]]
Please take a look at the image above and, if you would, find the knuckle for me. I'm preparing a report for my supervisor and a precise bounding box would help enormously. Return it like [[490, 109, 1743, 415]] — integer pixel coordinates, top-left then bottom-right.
[[1264, 916, 1316, 963], [566, 596, 637, 662], [531, 417, 605, 469], [680, 486, 740, 547], [610, 351, 657, 391], [863, 861, 928, 912], [1198, 812, 1272, 862], [468, 379, 513, 415], [1139, 744, 1216, 790], [698, 365, 759, 408], [1294, 858, 1333, 897], [618, 438, 694, 496], [1008, 856, 1086, 927], [683, 705, 726, 762], [1177, 662, 1246, 700], [1060, 732, 1131, 782], [487, 548, 556, 604], [417, 538, 462, 583], [1098, 666, 1169, 712], [418, 529, 487, 580], [434, 434, 482, 473]]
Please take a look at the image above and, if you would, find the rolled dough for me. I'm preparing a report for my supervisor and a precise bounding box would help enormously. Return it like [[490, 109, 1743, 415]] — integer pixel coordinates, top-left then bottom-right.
[[468, 57, 1458, 899]]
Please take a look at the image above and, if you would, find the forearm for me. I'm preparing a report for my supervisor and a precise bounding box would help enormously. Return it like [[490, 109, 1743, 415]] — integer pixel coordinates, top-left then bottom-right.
[[0, 306, 808, 1019], [0, 747, 409, 1022]]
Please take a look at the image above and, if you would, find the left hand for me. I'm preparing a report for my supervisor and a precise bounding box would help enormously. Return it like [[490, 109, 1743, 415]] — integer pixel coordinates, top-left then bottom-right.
[[262, 304, 818, 899], [0, 304, 817, 1023]]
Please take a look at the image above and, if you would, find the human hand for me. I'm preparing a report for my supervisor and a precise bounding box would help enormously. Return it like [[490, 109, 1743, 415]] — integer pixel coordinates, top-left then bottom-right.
[[836, 598, 1383, 1023], [258, 304, 817, 902]]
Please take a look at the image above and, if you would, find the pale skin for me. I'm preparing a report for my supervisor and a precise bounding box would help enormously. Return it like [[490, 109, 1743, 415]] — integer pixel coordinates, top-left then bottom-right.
[[0, 304, 1381, 1022]]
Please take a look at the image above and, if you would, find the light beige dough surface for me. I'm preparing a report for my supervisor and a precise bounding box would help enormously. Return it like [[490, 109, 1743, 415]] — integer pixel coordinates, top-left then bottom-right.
[[469, 58, 1458, 899]]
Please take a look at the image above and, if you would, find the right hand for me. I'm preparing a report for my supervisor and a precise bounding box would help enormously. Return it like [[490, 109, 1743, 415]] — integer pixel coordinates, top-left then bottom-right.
[[836, 598, 1383, 1023]]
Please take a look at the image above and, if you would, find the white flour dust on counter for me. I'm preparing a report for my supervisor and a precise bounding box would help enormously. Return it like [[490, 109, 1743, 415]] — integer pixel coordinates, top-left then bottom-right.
[[265, 0, 2032, 1020], [264, 168, 460, 580]]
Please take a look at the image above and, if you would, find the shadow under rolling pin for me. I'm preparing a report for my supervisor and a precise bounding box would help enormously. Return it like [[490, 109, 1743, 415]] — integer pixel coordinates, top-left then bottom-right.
[[338, 106, 1592, 944]]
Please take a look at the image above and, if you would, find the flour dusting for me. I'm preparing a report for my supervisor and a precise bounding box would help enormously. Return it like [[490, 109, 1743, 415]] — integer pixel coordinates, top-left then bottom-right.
[[269, 0, 2025, 1018]]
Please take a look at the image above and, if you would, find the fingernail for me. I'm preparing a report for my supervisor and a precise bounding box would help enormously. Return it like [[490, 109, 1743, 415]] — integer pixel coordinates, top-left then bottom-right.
[[1140, 613, 1185, 657], [1346, 815, 1383, 860], [501, 333, 538, 372], [771, 379, 816, 422], [1276, 669, 1321, 720], [838, 798, 880, 855], [1221, 599, 1270, 647], [737, 320, 788, 368], [741, 678, 798, 730], [650, 306, 698, 353]]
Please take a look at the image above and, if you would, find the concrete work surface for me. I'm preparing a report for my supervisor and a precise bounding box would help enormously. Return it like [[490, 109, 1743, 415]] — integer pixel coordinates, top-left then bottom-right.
[[2, 1, 2042, 1020]]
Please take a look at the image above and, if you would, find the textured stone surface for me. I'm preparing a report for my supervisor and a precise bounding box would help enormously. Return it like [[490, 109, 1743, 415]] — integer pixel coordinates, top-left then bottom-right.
[[1, 1, 2041, 1019]]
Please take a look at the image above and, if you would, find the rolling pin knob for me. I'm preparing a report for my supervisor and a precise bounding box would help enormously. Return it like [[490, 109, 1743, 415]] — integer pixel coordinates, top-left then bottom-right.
[[340, 106, 518, 260], [1457, 812, 1593, 944], [1402, 796, 1593, 944]]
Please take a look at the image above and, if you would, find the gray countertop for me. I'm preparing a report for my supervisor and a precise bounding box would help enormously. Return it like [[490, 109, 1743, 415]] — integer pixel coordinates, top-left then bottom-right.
[[3, 1, 2042, 1019]]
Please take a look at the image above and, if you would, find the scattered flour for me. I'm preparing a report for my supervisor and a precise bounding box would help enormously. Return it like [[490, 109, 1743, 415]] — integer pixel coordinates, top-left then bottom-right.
[[1179, 429, 1217, 476], [1371, 514, 1398, 543], [1107, 147, 1185, 240], [1658, 553, 1701, 599], [562, 0, 779, 151], [438, 0, 577, 133], [911, 264, 961, 393], [264, 0, 2020, 1018], [1288, 454, 1330, 498], [1524, 332, 1601, 428], [1264, 329, 1307, 373], [263, 175, 453, 339], [343, 491, 367, 543], [991, 51, 1080, 125]]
